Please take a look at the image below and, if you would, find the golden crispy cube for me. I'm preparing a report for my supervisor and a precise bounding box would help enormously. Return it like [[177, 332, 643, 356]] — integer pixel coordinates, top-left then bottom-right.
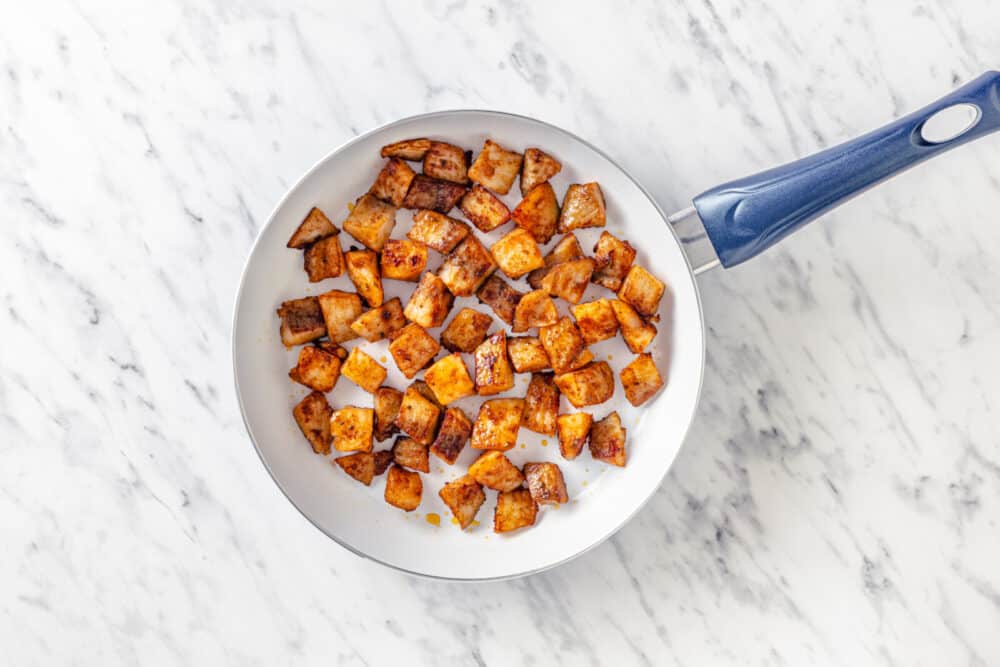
[[391, 436, 430, 473], [468, 450, 524, 491], [380, 238, 428, 282], [407, 210, 471, 254], [526, 233, 584, 289], [288, 206, 338, 249], [334, 452, 375, 486], [557, 412, 592, 460], [402, 174, 467, 213], [590, 411, 626, 466], [468, 139, 523, 194], [438, 475, 486, 529], [350, 297, 406, 342], [441, 308, 493, 353], [571, 298, 619, 345], [592, 231, 636, 291], [621, 353, 664, 407], [381, 137, 431, 161], [373, 386, 403, 442], [474, 331, 515, 396], [618, 265, 665, 318], [429, 407, 473, 465], [558, 182, 606, 232], [343, 193, 396, 252], [512, 181, 559, 244], [524, 462, 569, 505], [507, 336, 550, 373], [293, 391, 332, 454], [344, 249, 383, 307], [330, 406, 374, 452], [540, 258, 595, 305], [470, 398, 525, 451], [369, 158, 416, 207], [340, 347, 387, 393], [277, 296, 326, 347], [395, 383, 442, 445], [303, 233, 344, 282], [610, 299, 657, 353], [490, 227, 544, 279], [423, 141, 469, 184], [520, 147, 562, 195], [522, 373, 559, 435], [403, 272, 454, 329], [424, 353, 475, 405], [476, 274, 523, 326], [494, 488, 538, 533], [539, 317, 586, 374], [388, 323, 440, 379], [554, 361, 615, 408], [460, 184, 511, 232], [317, 290, 363, 343], [385, 465, 422, 511], [438, 236, 498, 296], [374, 450, 393, 475], [289, 344, 341, 392], [512, 289, 558, 333]]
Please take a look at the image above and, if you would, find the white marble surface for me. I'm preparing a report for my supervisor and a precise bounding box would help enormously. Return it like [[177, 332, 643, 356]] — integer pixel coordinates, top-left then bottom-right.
[[3, 1, 1000, 664]]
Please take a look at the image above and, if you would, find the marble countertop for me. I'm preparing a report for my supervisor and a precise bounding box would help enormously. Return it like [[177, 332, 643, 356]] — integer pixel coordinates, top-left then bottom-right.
[[4, 2, 1000, 664]]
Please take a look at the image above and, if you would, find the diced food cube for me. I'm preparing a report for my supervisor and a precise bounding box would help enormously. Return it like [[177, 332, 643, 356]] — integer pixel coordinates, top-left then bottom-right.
[[558, 182, 606, 232], [429, 407, 473, 465], [567, 348, 595, 371], [394, 383, 442, 445], [520, 147, 562, 195], [556, 412, 592, 460], [423, 141, 469, 184], [617, 265, 665, 317], [381, 137, 431, 161], [385, 465, 422, 511], [369, 158, 416, 206], [490, 228, 544, 279], [473, 331, 515, 395], [373, 386, 403, 442], [349, 297, 406, 342], [340, 347, 387, 393], [438, 236, 497, 296], [539, 317, 586, 374], [424, 353, 475, 405], [512, 181, 559, 244], [521, 373, 559, 435], [402, 175, 467, 213], [288, 206, 338, 249], [317, 290, 363, 343], [523, 462, 569, 505], [330, 406, 374, 452], [388, 323, 440, 379], [476, 274, 523, 326], [507, 336, 550, 373], [460, 185, 511, 232], [610, 299, 657, 353], [303, 233, 344, 282], [288, 344, 342, 392], [438, 476, 486, 529], [467, 451, 524, 491], [407, 210, 471, 253], [590, 411, 626, 466], [292, 391, 332, 455], [540, 258, 595, 304], [512, 289, 558, 333], [380, 238, 428, 282], [526, 233, 583, 289], [334, 452, 376, 485], [403, 272, 454, 328], [391, 436, 430, 473], [571, 299, 619, 344], [277, 296, 326, 347], [620, 353, 665, 407], [468, 139, 523, 194], [344, 249, 383, 307], [441, 308, 493, 353], [592, 231, 636, 291], [343, 193, 396, 252], [470, 398, 525, 451], [373, 450, 393, 475], [494, 488, 538, 533], [554, 361, 615, 408]]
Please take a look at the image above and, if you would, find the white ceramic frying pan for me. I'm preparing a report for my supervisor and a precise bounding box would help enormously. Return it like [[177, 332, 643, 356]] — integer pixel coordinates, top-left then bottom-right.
[[233, 72, 1000, 580]]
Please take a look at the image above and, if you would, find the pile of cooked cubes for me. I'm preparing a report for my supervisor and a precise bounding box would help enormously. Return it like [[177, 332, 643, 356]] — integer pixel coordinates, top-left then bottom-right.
[[276, 137, 666, 534]]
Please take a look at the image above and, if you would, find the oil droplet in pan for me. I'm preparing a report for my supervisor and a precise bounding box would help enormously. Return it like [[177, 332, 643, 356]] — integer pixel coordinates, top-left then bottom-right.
[[541, 439, 548, 447], [450, 517, 459, 525], [426, 513, 441, 527], [380, 356, 387, 363], [471, 520, 480, 527]]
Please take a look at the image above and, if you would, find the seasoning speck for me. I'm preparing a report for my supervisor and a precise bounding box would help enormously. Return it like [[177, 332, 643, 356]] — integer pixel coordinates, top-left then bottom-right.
[[426, 513, 441, 527], [582, 480, 589, 487]]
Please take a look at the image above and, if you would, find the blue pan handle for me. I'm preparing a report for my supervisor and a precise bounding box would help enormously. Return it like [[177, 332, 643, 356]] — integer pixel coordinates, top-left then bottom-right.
[[693, 71, 1000, 268]]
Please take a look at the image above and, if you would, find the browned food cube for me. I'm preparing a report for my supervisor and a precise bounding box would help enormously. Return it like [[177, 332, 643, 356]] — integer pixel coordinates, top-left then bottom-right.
[[473, 331, 515, 396], [526, 233, 584, 289], [315, 340, 349, 359], [438, 236, 498, 296], [394, 383, 442, 445], [407, 209, 471, 253], [288, 344, 341, 392], [571, 298, 619, 344], [288, 206, 338, 249], [468, 450, 524, 492], [340, 347, 387, 393], [512, 181, 559, 244], [438, 475, 486, 529], [403, 272, 454, 329], [590, 411, 626, 466], [557, 412, 592, 460], [567, 348, 595, 371], [558, 182, 606, 232], [373, 386, 403, 442], [554, 361, 615, 408], [373, 449, 393, 475], [334, 452, 375, 485], [512, 289, 558, 333], [293, 391, 332, 454], [381, 137, 431, 161], [350, 297, 406, 342], [391, 436, 430, 473], [277, 296, 326, 347], [385, 465, 422, 511], [618, 265, 665, 317], [460, 184, 511, 232], [429, 407, 473, 465], [369, 158, 416, 206], [523, 462, 569, 505], [344, 249, 383, 307], [476, 274, 523, 325], [520, 147, 562, 195], [316, 290, 363, 344], [303, 233, 344, 282], [380, 238, 428, 282], [494, 488, 538, 533], [343, 193, 396, 252], [470, 398, 525, 451], [522, 373, 559, 435], [440, 308, 493, 353], [490, 227, 544, 279], [423, 141, 469, 184], [507, 336, 551, 373], [468, 139, 523, 194], [330, 406, 374, 452], [539, 317, 586, 374], [592, 231, 637, 291], [620, 353, 664, 406], [610, 299, 657, 353], [387, 323, 440, 379], [402, 174, 468, 214], [540, 258, 595, 304], [424, 353, 475, 405]]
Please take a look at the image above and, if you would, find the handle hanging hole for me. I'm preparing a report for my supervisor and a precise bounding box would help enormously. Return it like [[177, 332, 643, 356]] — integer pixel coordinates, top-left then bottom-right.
[[919, 103, 982, 144]]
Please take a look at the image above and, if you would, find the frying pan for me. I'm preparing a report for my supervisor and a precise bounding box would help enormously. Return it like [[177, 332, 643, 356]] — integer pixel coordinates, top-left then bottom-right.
[[233, 71, 1000, 580]]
